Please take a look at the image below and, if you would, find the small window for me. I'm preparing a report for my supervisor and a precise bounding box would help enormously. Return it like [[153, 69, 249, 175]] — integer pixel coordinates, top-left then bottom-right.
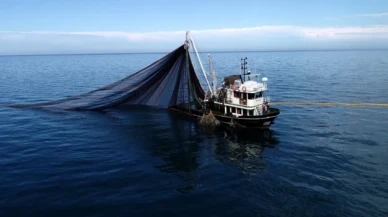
[[243, 109, 247, 116], [234, 80, 241, 87], [241, 93, 246, 100], [256, 92, 263, 98], [232, 107, 236, 113], [248, 93, 255, 99], [249, 110, 254, 116]]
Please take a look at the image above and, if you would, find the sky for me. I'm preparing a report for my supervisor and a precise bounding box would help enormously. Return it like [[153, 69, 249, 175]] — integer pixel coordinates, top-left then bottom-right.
[[1, 0, 388, 55]]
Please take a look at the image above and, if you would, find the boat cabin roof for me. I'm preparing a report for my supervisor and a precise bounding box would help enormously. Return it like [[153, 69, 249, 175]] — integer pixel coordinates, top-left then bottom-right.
[[227, 80, 267, 93], [223, 75, 243, 86]]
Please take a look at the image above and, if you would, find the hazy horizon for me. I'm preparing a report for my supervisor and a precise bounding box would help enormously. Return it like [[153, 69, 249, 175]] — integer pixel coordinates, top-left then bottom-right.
[[1, 0, 388, 55], [2, 48, 388, 57]]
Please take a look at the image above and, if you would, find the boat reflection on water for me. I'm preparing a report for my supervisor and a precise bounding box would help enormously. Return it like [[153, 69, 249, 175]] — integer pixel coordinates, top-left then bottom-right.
[[206, 127, 280, 173], [105, 108, 280, 192], [153, 112, 280, 192]]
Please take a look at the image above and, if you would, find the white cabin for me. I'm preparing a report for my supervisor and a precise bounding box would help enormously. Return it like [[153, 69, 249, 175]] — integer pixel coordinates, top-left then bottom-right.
[[214, 75, 270, 117]]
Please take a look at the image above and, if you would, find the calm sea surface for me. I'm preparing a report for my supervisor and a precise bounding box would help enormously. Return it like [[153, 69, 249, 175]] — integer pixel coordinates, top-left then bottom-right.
[[0, 50, 388, 217]]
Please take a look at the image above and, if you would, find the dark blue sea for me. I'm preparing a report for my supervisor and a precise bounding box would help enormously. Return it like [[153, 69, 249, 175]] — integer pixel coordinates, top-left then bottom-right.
[[0, 50, 388, 217]]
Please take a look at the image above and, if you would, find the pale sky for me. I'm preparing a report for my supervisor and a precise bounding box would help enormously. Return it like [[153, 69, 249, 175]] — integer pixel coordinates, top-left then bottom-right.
[[1, 0, 388, 55]]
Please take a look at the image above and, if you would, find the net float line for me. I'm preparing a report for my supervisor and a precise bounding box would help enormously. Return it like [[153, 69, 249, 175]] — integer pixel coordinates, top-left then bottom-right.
[[270, 102, 388, 107]]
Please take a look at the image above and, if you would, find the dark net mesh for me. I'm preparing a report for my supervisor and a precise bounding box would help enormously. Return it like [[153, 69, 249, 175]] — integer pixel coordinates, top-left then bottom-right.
[[11, 45, 205, 111]]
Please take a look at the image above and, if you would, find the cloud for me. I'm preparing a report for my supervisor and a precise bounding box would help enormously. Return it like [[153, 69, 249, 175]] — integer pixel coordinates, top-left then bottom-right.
[[1, 25, 388, 54], [190, 25, 388, 39], [298, 26, 388, 39], [3, 25, 388, 41], [327, 12, 388, 19], [357, 12, 388, 17]]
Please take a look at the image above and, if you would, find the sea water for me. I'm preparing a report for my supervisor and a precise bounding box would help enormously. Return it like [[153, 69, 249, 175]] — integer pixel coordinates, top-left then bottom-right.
[[0, 50, 387, 217]]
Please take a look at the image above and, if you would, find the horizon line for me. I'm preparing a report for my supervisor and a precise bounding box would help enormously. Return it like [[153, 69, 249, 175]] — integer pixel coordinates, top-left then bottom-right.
[[1, 48, 388, 57]]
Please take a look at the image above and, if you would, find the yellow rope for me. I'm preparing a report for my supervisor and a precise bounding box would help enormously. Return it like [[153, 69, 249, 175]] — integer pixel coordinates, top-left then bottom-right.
[[271, 102, 388, 107]]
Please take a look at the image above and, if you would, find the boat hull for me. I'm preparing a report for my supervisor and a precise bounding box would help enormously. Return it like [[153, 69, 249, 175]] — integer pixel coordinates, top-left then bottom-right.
[[168, 106, 280, 129]]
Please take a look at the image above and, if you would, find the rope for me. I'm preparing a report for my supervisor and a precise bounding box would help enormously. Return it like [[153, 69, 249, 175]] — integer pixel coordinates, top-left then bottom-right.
[[271, 102, 388, 107]]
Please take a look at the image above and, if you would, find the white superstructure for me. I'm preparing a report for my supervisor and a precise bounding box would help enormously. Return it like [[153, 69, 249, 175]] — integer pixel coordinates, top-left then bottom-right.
[[212, 58, 271, 118]]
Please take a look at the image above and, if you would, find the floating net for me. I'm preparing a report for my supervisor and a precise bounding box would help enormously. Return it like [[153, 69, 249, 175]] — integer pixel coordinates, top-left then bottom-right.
[[199, 110, 220, 127], [10, 45, 205, 111]]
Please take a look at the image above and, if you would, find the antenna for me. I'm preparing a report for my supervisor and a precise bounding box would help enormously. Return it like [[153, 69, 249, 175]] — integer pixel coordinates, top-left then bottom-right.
[[240, 57, 248, 82]]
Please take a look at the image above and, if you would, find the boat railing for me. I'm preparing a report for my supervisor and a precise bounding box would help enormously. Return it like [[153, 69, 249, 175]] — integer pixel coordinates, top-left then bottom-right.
[[256, 107, 262, 116]]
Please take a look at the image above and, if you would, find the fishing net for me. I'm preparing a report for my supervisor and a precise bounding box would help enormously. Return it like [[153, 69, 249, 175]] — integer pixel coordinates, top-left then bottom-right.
[[10, 45, 205, 111], [199, 110, 220, 127]]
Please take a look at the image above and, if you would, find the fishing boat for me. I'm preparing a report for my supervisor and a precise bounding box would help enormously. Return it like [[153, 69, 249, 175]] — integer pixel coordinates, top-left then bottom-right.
[[12, 31, 279, 129], [168, 31, 280, 129]]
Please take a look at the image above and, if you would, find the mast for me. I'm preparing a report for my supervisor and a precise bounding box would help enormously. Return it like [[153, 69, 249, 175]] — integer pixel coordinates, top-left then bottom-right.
[[186, 31, 213, 96], [184, 37, 191, 113], [241, 57, 248, 83], [208, 54, 217, 94]]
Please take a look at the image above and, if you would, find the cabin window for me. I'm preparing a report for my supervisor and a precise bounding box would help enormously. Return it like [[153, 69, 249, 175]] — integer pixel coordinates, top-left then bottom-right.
[[243, 109, 247, 116], [237, 108, 241, 114], [249, 110, 254, 116], [256, 92, 263, 98], [248, 93, 255, 100], [234, 80, 241, 87], [241, 93, 246, 100], [232, 107, 236, 113], [234, 91, 238, 98]]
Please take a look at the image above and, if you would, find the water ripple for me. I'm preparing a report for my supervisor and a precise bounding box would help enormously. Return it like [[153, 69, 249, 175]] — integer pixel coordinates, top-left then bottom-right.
[[1, 51, 388, 217]]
